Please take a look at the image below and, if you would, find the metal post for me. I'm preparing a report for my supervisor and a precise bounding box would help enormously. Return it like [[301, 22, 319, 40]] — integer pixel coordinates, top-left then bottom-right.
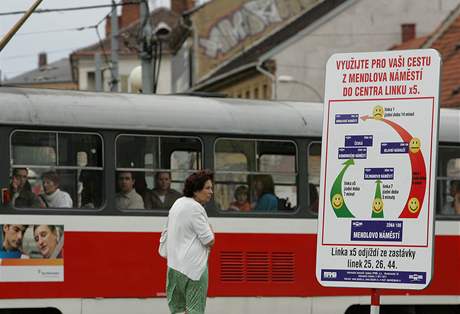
[[110, 0, 119, 92], [371, 288, 380, 314], [0, 0, 43, 52], [140, 0, 153, 94], [95, 52, 102, 92]]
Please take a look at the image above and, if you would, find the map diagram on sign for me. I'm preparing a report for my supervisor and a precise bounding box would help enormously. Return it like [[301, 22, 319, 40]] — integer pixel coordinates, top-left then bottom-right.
[[322, 97, 435, 247]]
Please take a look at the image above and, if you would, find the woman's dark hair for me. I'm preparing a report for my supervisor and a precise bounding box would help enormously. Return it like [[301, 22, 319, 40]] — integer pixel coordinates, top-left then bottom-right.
[[42, 171, 60, 185], [13, 168, 27, 177], [257, 175, 274, 195], [183, 170, 213, 197], [234, 185, 248, 199]]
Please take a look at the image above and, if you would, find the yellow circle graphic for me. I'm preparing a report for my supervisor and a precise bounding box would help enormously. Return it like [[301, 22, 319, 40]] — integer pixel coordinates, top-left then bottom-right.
[[373, 105, 384, 120], [408, 197, 420, 213], [372, 198, 384, 213], [409, 137, 421, 154], [332, 194, 344, 209]]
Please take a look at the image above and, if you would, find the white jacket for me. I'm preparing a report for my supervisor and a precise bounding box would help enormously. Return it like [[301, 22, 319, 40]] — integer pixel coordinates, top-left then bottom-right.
[[165, 197, 214, 280], [41, 189, 73, 208]]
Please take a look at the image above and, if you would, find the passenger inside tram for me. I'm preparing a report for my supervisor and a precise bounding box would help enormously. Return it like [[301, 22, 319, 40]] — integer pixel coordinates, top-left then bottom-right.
[[454, 190, 460, 215], [308, 183, 319, 213], [8, 168, 42, 208], [115, 171, 144, 209], [40, 171, 73, 208], [442, 180, 460, 215], [252, 174, 278, 212], [228, 185, 251, 212], [144, 171, 181, 210]]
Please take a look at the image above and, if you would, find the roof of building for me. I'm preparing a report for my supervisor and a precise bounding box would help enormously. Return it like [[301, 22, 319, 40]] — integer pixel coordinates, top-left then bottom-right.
[[194, 0, 347, 88], [390, 36, 429, 51], [4, 58, 73, 85], [391, 3, 460, 108], [71, 7, 179, 59]]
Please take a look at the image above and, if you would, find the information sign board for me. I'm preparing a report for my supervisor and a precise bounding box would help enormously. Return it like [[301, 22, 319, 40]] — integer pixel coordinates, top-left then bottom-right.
[[316, 49, 441, 289]]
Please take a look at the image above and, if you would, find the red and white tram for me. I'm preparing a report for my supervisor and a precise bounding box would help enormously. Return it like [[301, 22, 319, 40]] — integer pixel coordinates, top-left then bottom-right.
[[0, 87, 459, 314]]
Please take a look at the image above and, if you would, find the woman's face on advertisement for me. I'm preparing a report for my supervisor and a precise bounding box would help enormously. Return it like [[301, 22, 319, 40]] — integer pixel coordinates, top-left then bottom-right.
[[34, 225, 58, 258]]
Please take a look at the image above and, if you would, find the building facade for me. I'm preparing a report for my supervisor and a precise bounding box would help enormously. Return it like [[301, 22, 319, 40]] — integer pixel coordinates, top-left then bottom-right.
[[172, 0, 459, 101]]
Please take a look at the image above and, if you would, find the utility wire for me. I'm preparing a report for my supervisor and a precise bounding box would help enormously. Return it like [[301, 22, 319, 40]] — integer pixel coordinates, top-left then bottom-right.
[[0, 2, 140, 16], [92, 0, 125, 87], [14, 25, 96, 36], [0, 47, 80, 61]]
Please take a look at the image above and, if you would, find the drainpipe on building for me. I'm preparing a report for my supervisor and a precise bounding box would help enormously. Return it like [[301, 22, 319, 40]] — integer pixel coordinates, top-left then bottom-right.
[[256, 61, 277, 100]]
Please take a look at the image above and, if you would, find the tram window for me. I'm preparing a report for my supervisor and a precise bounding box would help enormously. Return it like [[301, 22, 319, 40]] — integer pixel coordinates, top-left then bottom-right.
[[437, 145, 460, 216], [307, 142, 321, 213], [259, 153, 296, 208], [58, 133, 102, 167], [116, 135, 159, 169], [170, 150, 201, 193], [214, 138, 297, 213], [115, 135, 202, 211], [10, 131, 103, 210], [12, 131, 56, 166]]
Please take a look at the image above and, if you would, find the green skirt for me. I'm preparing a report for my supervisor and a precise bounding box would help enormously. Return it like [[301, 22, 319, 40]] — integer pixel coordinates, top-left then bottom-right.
[[166, 267, 208, 314]]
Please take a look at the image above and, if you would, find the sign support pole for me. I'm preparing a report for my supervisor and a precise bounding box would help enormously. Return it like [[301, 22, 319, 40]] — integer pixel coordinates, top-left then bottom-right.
[[370, 288, 380, 314]]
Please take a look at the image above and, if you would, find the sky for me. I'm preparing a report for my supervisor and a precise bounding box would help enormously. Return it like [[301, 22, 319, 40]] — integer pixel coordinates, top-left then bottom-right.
[[0, 0, 173, 80]]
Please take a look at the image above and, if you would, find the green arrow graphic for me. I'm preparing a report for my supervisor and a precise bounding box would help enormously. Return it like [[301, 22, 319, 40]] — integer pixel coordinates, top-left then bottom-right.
[[372, 179, 384, 218], [330, 159, 355, 218]]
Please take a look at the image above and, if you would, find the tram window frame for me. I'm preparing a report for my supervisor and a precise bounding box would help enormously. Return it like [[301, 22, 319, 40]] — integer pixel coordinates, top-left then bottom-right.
[[213, 137, 298, 214], [114, 134, 203, 212], [436, 144, 460, 217], [307, 141, 321, 215], [10, 129, 104, 211]]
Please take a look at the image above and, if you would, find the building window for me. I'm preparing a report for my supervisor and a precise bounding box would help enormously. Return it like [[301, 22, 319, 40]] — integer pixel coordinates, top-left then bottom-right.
[[263, 84, 268, 99], [87, 72, 95, 91], [120, 75, 129, 93]]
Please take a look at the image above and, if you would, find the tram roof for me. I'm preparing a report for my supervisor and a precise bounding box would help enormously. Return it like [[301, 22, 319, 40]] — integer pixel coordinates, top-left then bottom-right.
[[0, 87, 323, 137]]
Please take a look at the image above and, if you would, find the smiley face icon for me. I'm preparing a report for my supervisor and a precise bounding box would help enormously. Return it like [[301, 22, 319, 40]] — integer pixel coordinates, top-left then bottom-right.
[[409, 137, 421, 154], [408, 197, 420, 213], [373, 105, 384, 120], [331, 194, 344, 209], [372, 198, 384, 213]]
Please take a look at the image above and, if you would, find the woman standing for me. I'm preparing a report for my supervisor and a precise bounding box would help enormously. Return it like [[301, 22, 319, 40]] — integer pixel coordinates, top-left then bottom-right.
[[160, 170, 214, 314]]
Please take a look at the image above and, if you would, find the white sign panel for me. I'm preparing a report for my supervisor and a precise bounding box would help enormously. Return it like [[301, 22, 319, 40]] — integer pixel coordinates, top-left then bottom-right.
[[316, 49, 441, 289]]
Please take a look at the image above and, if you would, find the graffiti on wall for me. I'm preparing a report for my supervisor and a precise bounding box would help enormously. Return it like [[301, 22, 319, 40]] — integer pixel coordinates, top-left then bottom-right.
[[198, 0, 319, 59]]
